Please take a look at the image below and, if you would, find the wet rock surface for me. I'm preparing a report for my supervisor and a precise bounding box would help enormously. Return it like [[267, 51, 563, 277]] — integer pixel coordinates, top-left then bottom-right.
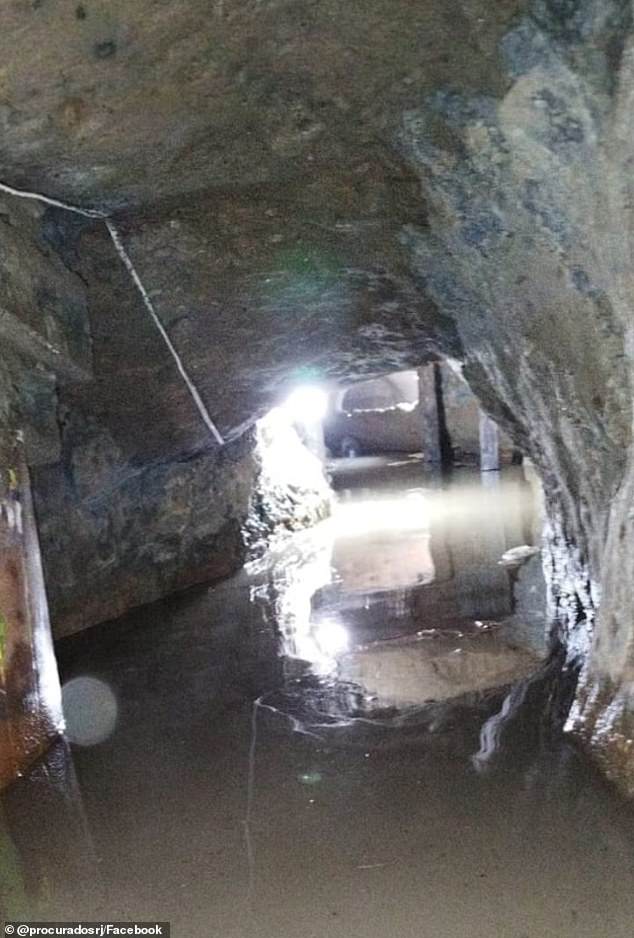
[[243, 408, 332, 558], [396, 0, 634, 789]]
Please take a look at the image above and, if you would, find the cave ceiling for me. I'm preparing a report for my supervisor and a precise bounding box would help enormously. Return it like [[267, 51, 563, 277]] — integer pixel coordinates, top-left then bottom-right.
[[1, 0, 530, 437], [0, 0, 524, 207]]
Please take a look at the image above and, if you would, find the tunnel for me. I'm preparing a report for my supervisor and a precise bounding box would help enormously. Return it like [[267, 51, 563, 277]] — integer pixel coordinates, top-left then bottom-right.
[[2, 0, 634, 933]]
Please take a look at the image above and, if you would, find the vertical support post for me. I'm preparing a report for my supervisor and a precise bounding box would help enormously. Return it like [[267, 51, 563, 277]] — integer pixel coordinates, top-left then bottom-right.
[[0, 431, 64, 790], [418, 364, 442, 464], [479, 411, 501, 472]]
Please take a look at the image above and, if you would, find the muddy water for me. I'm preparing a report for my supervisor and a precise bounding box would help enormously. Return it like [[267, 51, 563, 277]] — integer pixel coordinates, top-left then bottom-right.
[[2, 460, 634, 936]]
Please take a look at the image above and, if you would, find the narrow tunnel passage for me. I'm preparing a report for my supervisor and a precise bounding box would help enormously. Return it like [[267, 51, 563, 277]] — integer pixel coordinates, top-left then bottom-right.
[[2, 0, 634, 932]]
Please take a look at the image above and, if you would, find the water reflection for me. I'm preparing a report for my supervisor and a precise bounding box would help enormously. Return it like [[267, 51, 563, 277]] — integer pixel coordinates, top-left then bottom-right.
[[340, 635, 538, 710], [6, 459, 634, 937], [332, 491, 435, 593], [1, 738, 99, 921], [251, 459, 545, 713]]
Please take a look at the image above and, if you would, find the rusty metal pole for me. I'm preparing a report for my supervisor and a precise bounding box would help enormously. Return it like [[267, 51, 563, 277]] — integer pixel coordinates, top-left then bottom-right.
[[418, 364, 442, 464], [0, 431, 64, 790]]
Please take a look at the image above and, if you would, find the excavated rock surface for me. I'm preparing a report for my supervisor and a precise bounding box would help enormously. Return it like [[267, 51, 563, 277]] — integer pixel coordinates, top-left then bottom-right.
[[0, 197, 90, 465], [1, 0, 634, 791], [0, 0, 523, 207], [108, 167, 452, 439], [397, 0, 634, 795], [26, 223, 331, 636]]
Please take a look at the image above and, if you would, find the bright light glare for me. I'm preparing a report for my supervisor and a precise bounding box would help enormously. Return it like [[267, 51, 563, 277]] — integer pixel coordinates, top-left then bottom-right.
[[334, 493, 429, 537], [313, 618, 349, 656], [283, 385, 328, 423]]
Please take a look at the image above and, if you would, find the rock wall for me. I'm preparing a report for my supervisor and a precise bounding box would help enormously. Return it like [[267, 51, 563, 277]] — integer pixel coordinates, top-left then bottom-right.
[[28, 224, 331, 638], [564, 12, 634, 796], [397, 0, 634, 793], [0, 197, 91, 466], [33, 430, 258, 638], [437, 364, 483, 462], [0, 195, 91, 786], [438, 362, 516, 464], [33, 414, 332, 638], [244, 408, 332, 557]]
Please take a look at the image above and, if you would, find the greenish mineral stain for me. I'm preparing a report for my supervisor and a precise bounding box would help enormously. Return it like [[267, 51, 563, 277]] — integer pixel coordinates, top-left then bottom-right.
[[264, 244, 340, 310], [292, 364, 324, 384]]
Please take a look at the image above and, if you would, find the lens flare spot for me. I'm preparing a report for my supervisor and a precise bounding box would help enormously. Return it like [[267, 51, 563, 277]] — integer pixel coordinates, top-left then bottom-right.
[[62, 676, 118, 746]]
